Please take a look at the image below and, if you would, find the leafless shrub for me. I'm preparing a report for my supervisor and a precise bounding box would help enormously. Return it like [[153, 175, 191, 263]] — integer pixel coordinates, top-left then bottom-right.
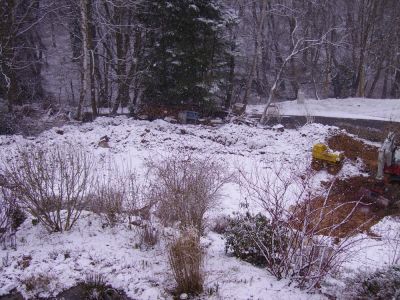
[[1, 144, 95, 232], [89, 178, 125, 227], [237, 164, 367, 289], [0, 190, 12, 244], [20, 273, 53, 296], [139, 222, 159, 249], [168, 228, 204, 296], [148, 155, 230, 233], [0, 188, 24, 249], [210, 215, 230, 235], [88, 163, 154, 228], [382, 220, 400, 266]]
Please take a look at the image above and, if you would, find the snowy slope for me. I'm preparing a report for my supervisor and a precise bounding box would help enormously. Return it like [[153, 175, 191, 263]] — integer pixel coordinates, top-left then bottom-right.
[[248, 98, 400, 122], [0, 117, 397, 299]]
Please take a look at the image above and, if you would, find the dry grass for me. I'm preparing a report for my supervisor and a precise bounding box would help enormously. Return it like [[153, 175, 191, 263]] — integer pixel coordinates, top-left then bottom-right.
[[168, 228, 203, 296]]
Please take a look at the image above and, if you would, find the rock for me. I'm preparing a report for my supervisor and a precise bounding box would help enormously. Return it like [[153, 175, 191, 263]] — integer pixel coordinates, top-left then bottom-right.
[[164, 116, 177, 124], [137, 114, 149, 120], [98, 135, 110, 148], [272, 124, 284, 132], [55, 128, 64, 135], [180, 294, 188, 300]]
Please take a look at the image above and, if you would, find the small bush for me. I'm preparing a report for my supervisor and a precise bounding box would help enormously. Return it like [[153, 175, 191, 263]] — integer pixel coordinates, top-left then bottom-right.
[[2, 144, 95, 232], [0, 190, 12, 243], [84, 273, 108, 299], [344, 265, 400, 299], [139, 223, 159, 249], [168, 228, 204, 296], [21, 273, 52, 295], [210, 215, 230, 234], [0, 188, 24, 248], [89, 165, 153, 228], [224, 212, 289, 268], [89, 186, 124, 227], [149, 155, 229, 233]]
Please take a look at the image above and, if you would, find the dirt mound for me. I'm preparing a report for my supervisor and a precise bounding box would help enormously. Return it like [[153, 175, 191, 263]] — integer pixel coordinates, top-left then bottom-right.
[[327, 134, 378, 174], [292, 176, 398, 238]]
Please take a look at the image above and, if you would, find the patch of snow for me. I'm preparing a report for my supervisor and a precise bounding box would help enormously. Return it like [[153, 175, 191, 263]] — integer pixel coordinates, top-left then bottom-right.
[[248, 98, 400, 122]]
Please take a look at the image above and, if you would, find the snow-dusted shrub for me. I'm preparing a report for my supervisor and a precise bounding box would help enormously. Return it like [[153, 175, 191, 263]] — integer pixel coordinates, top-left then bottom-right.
[[89, 184, 125, 227], [210, 215, 230, 234], [89, 165, 153, 228], [344, 265, 400, 299], [0, 189, 12, 243], [139, 223, 159, 249], [148, 155, 230, 233], [168, 228, 204, 296], [2, 144, 95, 232], [224, 212, 289, 269], [237, 165, 364, 289], [0, 188, 25, 248], [83, 273, 108, 299], [20, 273, 53, 297]]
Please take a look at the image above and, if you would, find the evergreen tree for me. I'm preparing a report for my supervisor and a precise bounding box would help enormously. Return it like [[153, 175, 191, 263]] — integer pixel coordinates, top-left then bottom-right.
[[140, 0, 230, 113]]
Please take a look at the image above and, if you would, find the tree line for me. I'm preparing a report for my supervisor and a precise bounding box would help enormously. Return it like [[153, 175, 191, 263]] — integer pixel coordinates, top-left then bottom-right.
[[0, 0, 399, 118]]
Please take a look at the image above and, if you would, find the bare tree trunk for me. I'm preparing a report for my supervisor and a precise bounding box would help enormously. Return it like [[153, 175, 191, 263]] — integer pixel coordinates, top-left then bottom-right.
[[260, 60, 287, 124], [242, 0, 268, 106], [382, 65, 389, 99], [87, 0, 97, 117], [76, 0, 90, 120], [367, 58, 384, 98]]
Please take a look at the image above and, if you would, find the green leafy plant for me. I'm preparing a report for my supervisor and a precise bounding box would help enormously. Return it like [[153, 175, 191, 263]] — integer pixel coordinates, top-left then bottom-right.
[[224, 212, 289, 268]]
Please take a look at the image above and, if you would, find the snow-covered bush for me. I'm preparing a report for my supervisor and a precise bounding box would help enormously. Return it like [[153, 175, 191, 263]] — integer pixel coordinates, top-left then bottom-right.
[[344, 265, 400, 299], [168, 228, 204, 296], [2, 144, 95, 232], [148, 155, 230, 233], [224, 212, 289, 269]]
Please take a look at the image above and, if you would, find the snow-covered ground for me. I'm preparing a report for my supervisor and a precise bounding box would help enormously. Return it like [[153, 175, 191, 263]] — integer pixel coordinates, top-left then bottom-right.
[[248, 98, 400, 122], [0, 117, 398, 299]]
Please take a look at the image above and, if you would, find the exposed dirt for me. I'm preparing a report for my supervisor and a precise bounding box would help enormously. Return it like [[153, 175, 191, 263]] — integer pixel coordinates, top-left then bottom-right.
[[327, 134, 379, 174], [303, 132, 398, 238], [293, 176, 399, 238]]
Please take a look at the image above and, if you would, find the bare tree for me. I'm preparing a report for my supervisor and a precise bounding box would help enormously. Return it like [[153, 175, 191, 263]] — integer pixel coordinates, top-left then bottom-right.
[[260, 5, 343, 123]]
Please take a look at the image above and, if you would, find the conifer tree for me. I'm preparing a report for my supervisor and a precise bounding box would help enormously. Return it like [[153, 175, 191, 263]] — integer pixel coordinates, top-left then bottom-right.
[[140, 0, 230, 113]]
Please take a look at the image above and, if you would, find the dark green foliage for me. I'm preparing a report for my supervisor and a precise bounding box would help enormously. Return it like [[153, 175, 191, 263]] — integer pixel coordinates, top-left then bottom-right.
[[224, 213, 289, 268], [139, 0, 231, 114], [10, 205, 26, 230], [344, 265, 400, 299], [0, 113, 17, 135]]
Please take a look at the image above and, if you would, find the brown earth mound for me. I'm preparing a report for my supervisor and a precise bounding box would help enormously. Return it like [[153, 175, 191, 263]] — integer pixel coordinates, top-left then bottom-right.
[[327, 134, 378, 174], [292, 176, 398, 238]]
